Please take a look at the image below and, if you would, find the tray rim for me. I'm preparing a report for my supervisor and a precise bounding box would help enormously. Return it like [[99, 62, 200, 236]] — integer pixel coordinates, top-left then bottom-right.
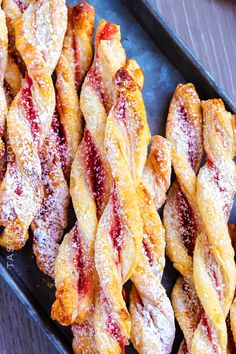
[[123, 0, 236, 113], [1, 1, 235, 353]]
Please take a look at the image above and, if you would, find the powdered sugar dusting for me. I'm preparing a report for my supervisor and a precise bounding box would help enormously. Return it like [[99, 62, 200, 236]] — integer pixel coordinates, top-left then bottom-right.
[[132, 286, 175, 354], [177, 103, 198, 169], [32, 117, 69, 277]]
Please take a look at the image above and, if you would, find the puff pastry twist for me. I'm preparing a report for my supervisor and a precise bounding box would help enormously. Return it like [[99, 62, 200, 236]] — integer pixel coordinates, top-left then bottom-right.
[[0, 0, 8, 184], [52, 20, 126, 326], [31, 2, 94, 279], [192, 99, 236, 354], [55, 1, 94, 180], [92, 60, 150, 353], [0, 0, 67, 250], [130, 136, 175, 354], [2, 0, 29, 102], [163, 83, 203, 352]]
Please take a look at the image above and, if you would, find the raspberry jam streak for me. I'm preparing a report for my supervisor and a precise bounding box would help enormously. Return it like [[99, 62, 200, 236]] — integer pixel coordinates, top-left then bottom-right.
[[21, 72, 41, 144], [73, 224, 90, 295], [110, 185, 124, 264], [178, 103, 198, 169], [176, 188, 197, 256], [83, 128, 106, 218]]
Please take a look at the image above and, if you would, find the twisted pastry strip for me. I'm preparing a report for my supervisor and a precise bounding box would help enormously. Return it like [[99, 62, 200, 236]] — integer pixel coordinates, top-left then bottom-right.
[[2, 0, 31, 75], [31, 2, 94, 278], [30, 112, 70, 278], [72, 304, 98, 354], [0, 0, 7, 185], [2, 0, 29, 103], [163, 83, 203, 352], [55, 1, 94, 180], [164, 83, 203, 278], [192, 99, 236, 353], [130, 136, 175, 354], [52, 20, 126, 326], [93, 61, 150, 353], [0, 0, 67, 250]]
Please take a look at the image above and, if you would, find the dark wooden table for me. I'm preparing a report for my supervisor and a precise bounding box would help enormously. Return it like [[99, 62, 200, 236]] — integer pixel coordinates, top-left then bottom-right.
[[1, 0, 236, 353]]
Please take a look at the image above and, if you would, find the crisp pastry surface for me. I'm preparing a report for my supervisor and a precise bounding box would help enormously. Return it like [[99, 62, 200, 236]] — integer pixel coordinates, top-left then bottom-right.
[[0, 1, 235, 354], [192, 99, 236, 354], [0, 0, 67, 250], [163, 83, 204, 353], [93, 60, 150, 353], [164, 83, 203, 279], [130, 135, 175, 354], [52, 19, 126, 328], [165, 89, 236, 354], [31, 1, 94, 279]]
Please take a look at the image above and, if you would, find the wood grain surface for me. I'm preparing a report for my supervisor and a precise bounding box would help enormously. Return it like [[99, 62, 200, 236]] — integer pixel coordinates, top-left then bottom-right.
[[151, 0, 236, 103], [1, 0, 236, 353]]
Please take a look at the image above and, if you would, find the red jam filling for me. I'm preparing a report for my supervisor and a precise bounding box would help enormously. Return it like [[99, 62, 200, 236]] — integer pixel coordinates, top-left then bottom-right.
[[71, 10, 81, 90], [106, 314, 126, 352], [142, 238, 154, 266], [13, 0, 25, 12], [110, 185, 124, 264], [87, 65, 109, 113], [87, 23, 118, 112], [83, 128, 106, 218], [206, 156, 226, 193], [51, 109, 69, 180], [73, 38, 80, 90], [178, 103, 198, 169], [0, 146, 6, 184], [122, 287, 126, 301], [181, 341, 190, 354], [21, 72, 41, 145], [176, 188, 197, 256], [15, 185, 23, 196], [98, 22, 118, 41], [73, 224, 89, 295], [201, 310, 217, 352], [101, 291, 127, 351]]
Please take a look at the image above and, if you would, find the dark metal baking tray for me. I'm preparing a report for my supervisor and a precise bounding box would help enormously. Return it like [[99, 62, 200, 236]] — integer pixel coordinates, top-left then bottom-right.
[[0, 0, 235, 353]]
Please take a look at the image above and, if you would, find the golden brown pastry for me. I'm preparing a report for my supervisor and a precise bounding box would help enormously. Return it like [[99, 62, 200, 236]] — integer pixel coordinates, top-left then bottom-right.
[[93, 60, 150, 353], [163, 83, 203, 352], [55, 2, 95, 180], [52, 19, 126, 327], [31, 2, 94, 278], [0, 0, 67, 250], [2, 0, 29, 100], [192, 99, 236, 353], [130, 136, 175, 354]]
